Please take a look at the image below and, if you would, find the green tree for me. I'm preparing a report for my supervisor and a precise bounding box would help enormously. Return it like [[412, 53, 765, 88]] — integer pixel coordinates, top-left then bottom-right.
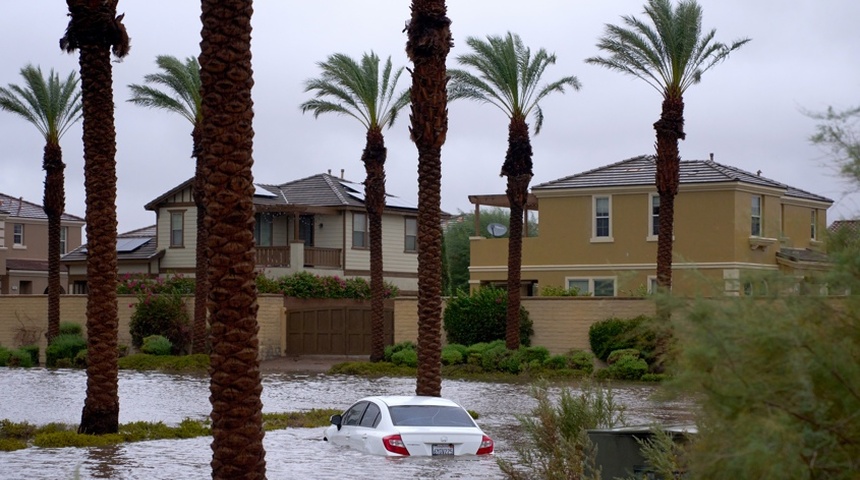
[[199, 0, 266, 477], [406, 0, 452, 398], [809, 104, 860, 187], [0, 65, 81, 344], [449, 32, 579, 350], [301, 52, 409, 363], [586, 0, 748, 293], [60, 0, 130, 435], [127, 55, 208, 355]]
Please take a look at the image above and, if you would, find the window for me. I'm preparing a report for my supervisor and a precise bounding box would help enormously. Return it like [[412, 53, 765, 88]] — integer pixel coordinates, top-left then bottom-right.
[[592, 196, 612, 241], [810, 210, 817, 240], [170, 211, 184, 247], [254, 213, 273, 247], [647, 276, 659, 294], [73, 281, 88, 295], [649, 194, 660, 238], [352, 212, 367, 248], [60, 227, 68, 254], [13, 224, 23, 246], [359, 402, 381, 428], [343, 402, 368, 426], [751, 195, 762, 236], [404, 217, 417, 252], [566, 277, 616, 297]]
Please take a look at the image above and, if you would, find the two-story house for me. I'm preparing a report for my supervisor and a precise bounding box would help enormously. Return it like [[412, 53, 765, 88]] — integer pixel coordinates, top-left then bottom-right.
[[0, 193, 84, 295], [468, 155, 833, 297], [63, 172, 428, 295]]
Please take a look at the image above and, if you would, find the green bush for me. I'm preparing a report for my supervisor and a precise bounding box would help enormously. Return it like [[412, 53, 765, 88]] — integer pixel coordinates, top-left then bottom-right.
[[539, 285, 587, 296], [588, 315, 656, 362], [383, 341, 415, 362], [441, 345, 465, 365], [543, 354, 568, 370], [45, 334, 87, 367], [0, 346, 35, 368], [141, 335, 173, 356], [443, 288, 533, 346], [256, 271, 399, 299], [20, 345, 39, 365], [605, 354, 648, 380], [118, 273, 195, 295], [73, 349, 87, 368], [607, 348, 640, 365], [59, 322, 82, 336], [518, 346, 550, 365], [566, 349, 595, 374], [130, 292, 191, 355], [390, 348, 418, 367]]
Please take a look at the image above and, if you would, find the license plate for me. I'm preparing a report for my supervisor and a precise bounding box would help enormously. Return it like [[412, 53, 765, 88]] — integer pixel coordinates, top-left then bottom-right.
[[432, 443, 454, 456]]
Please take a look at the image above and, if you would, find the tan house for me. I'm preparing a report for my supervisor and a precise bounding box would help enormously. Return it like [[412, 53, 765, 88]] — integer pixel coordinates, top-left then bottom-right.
[[469, 155, 833, 297], [63, 172, 426, 294], [0, 193, 84, 295]]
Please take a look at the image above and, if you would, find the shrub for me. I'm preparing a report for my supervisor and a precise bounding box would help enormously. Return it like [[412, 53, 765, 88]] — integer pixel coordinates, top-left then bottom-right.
[[390, 349, 418, 368], [129, 292, 191, 355], [141, 335, 173, 356], [607, 348, 640, 365], [256, 271, 399, 299], [45, 334, 87, 367], [518, 346, 550, 365], [588, 315, 656, 362], [481, 343, 520, 374], [605, 354, 648, 380], [543, 354, 568, 370], [441, 345, 464, 365], [539, 285, 587, 296], [59, 322, 82, 336], [443, 288, 533, 346], [118, 273, 195, 295], [383, 341, 415, 362], [566, 349, 595, 374], [73, 349, 87, 368], [0, 346, 9, 366], [20, 345, 39, 365], [0, 346, 34, 368]]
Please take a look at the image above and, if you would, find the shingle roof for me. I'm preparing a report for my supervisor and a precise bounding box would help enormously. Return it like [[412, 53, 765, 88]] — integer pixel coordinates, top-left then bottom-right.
[[256, 173, 419, 212], [5, 259, 49, 272], [532, 155, 833, 203], [0, 193, 85, 222], [776, 247, 831, 264]]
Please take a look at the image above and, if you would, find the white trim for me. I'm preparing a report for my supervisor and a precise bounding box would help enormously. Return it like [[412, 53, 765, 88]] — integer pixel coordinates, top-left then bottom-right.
[[471, 261, 781, 273], [564, 275, 617, 297], [647, 192, 659, 242], [591, 195, 613, 242], [646, 275, 659, 294]]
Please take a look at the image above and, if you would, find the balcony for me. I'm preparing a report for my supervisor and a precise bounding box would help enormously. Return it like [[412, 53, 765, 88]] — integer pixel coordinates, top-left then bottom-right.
[[255, 245, 342, 269]]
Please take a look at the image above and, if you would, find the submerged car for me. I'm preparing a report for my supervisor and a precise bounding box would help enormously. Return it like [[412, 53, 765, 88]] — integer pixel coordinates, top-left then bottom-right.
[[323, 395, 494, 457]]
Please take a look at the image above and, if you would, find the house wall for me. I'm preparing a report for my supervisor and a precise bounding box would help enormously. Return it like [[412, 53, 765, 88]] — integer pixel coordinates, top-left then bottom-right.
[[156, 192, 197, 273], [1, 216, 83, 294]]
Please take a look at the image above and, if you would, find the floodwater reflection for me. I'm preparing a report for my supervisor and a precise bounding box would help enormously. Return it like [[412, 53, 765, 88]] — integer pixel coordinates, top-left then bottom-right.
[[0, 368, 694, 479]]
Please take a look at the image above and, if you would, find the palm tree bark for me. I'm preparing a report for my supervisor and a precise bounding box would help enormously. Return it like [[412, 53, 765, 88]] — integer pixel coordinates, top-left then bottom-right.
[[191, 124, 208, 355], [502, 117, 532, 350], [199, 1, 266, 477], [43, 142, 65, 343], [654, 96, 685, 292], [61, 0, 128, 435], [406, 0, 451, 398], [363, 127, 387, 363]]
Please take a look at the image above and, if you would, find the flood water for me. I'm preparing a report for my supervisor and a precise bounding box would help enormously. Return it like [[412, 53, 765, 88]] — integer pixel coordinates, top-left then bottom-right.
[[0, 368, 694, 479]]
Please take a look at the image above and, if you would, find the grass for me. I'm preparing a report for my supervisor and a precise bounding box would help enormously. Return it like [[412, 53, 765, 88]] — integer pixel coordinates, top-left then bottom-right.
[[117, 353, 209, 372], [328, 360, 593, 383], [0, 408, 340, 452]]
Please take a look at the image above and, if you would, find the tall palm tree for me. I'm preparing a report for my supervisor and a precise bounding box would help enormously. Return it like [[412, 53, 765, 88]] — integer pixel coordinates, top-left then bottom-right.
[[301, 52, 409, 363], [449, 32, 580, 350], [60, 0, 130, 435], [199, 0, 266, 477], [0, 65, 82, 344], [406, 0, 452, 397], [128, 55, 208, 355], [586, 0, 749, 292]]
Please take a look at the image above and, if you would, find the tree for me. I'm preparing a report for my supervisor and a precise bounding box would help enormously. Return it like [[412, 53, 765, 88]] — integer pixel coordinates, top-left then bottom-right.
[[0, 65, 81, 344], [449, 32, 579, 350], [586, 0, 748, 293], [406, 0, 452, 398], [60, 0, 130, 435], [809, 104, 860, 188], [199, 0, 266, 477], [300, 52, 409, 363], [128, 55, 208, 355]]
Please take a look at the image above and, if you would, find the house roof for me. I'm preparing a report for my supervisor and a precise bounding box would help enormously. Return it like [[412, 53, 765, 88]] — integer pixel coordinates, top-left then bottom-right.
[[828, 219, 860, 234], [532, 155, 833, 204], [5, 259, 49, 272], [0, 193, 85, 222], [61, 225, 162, 264]]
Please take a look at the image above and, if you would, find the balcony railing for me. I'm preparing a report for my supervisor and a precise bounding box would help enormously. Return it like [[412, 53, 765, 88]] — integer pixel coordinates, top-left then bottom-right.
[[256, 246, 290, 267], [304, 247, 341, 268], [255, 245, 342, 269]]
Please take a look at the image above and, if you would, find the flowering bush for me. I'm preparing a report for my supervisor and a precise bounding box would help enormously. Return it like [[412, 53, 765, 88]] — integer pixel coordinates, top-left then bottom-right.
[[123, 274, 192, 355], [117, 273, 195, 295], [255, 271, 399, 299]]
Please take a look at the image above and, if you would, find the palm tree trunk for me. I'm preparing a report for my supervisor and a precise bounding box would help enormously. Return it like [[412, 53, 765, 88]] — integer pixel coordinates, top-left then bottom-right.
[[191, 124, 208, 355], [200, 1, 266, 477], [406, 0, 452, 398], [653, 95, 685, 293], [363, 127, 387, 363], [76, 40, 120, 435], [43, 142, 65, 344], [502, 117, 533, 350]]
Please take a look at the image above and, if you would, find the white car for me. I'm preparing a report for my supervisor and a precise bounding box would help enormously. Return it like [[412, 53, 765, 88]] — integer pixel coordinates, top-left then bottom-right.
[[323, 395, 494, 457]]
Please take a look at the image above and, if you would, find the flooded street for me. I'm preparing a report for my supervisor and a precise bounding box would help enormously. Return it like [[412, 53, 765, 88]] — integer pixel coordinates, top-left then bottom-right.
[[0, 368, 694, 479]]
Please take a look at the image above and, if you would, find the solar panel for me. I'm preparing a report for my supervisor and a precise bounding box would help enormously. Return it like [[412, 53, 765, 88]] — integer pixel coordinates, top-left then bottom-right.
[[117, 237, 150, 252]]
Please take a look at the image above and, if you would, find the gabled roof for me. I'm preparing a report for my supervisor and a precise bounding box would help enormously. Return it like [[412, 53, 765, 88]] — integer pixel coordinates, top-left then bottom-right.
[[828, 220, 860, 234], [532, 155, 833, 204], [61, 225, 162, 264], [0, 193, 85, 222]]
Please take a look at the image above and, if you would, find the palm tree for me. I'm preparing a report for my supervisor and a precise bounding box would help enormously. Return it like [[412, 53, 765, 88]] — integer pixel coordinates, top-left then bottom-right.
[[0, 65, 81, 344], [60, 0, 130, 435], [199, 0, 266, 477], [586, 0, 749, 293], [449, 32, 580, 350], [301, 52, 409, 363], [128, 55, 208, 355], [406, 0, 452, 397]]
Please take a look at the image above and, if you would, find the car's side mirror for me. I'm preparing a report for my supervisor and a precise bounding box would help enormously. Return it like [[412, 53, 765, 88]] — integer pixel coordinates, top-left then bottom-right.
[[330, 414, 342, 431]]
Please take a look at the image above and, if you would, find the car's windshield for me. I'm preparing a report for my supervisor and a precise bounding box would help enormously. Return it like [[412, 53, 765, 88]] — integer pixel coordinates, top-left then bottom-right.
[[388, 405, 475, 427]]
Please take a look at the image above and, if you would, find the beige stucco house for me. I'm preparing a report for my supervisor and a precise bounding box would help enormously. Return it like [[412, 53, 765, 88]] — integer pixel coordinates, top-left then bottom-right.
[[63, 172, 426, 294], [469, 155, 833, 297], [0, 193, 84, 295]]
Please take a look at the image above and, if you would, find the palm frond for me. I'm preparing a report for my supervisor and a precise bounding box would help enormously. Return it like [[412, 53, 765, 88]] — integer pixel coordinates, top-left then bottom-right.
[[127, 55, 201, 125], [0, 64, 81, 142]]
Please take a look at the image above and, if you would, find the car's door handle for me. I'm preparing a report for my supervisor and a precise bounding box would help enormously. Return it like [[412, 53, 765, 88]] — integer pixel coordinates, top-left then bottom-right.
[[362, 434, 368, 440]]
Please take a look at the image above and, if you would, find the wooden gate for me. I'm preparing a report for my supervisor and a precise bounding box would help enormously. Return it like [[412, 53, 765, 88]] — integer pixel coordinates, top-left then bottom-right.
[[283, 298, 394, 355]]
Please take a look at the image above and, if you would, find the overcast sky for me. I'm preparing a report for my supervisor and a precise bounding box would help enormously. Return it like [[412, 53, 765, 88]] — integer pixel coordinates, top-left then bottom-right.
[[1, 1, 858, 233]]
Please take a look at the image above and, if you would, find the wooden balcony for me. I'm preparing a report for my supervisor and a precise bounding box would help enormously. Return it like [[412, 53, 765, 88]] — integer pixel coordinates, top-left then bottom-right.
[[304, 247, 342, 268], [255, 245, 342, 269], [256, 246, 290, 267]]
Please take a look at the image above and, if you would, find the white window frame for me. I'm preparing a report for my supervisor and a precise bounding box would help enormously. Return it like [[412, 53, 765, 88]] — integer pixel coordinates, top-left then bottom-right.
[[60, 226, 68, 254], [591, 195, 613, 242], [751, 195, 762, 237], [647, 193, 660, 241], [12, 223, 24, 246], [647, 275, 659, 294], [352, 212, 368, 248], [565, 276, 617, 297], [170, 211, 184, 247], [404, 217, 417, 253]]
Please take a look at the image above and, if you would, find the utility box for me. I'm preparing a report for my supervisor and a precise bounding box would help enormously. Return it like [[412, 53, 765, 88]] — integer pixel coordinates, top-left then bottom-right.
[[587, 424, 696, 479]]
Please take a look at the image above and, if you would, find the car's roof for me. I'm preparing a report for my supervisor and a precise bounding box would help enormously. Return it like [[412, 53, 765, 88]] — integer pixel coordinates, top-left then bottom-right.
[[362, 396, 463, 408]]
